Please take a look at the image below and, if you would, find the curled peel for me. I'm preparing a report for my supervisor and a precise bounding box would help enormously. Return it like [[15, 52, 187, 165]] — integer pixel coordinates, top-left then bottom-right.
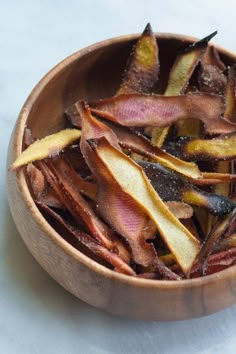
[[139, 161, 235, 216], [152, 32, 217, 145], [102, 118, 202, 179], [91, 93, 235, 134], [11, 129, 81, 170], [183, 132, 236, 161], [39, 202, 134, 275], [89, 137, 200, 275], [118, 23, 159, 94], [37, 158, 131, 264]]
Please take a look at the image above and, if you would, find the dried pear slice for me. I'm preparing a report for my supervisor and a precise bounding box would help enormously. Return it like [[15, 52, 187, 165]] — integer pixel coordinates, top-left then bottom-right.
[[152, 31, 217, 145], [139, 161, 235, 216], [118, 23, 159, 94], [11, 129, 81, 170], [89, 137, 200, 275], [91, 93, 234, 135]]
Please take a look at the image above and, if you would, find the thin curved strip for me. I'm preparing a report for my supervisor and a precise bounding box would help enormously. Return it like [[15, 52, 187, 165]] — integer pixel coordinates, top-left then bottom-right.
[[67, 103, 203, 179], [89, 137, 200, 275], [198, 45, 226, 95], [165, 201, 193, 219], [197, 208, 236, 275], [165, 33, 215, 96], [180, 132, 236, 161], [11, 129, 81, 170], [37, 159, 131, 264], [38, 202, 135, 275], [78, 101, 157, 267], [26, 163, 64, 209], [103, 118, 202, 178], [118, 23, 159, 94], [91, 93, 234, 134], [139, 161, 235, 216], [152, 31, 217, 145], [224, 64, 236, 121], [10, 129, 81, 171], [171, 247, 236, 277]]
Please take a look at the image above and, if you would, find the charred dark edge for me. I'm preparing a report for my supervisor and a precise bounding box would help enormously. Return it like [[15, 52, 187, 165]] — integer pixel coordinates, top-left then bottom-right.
[[138, 160, 235, 216], [181, 31, 217, 54], [143, 22, 153, 36]]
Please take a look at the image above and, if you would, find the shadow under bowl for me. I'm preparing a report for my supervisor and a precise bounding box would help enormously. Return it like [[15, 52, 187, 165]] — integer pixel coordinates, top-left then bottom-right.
[[7, 32, 236, 320]]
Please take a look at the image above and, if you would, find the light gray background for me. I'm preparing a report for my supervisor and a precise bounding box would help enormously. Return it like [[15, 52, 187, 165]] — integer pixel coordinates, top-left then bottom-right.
[[1, 1, 236, 353]]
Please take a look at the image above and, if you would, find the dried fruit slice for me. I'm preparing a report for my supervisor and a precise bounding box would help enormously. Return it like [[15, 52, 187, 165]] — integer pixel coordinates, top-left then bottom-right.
[[165, 201, 193, 219], [152, 32, 217, 145], [11, 129, 81, 170], [103, 118, 202, 179], [39, 202, 135, 275], [139, 161, 235, 215], [68, 103, 203, 179], [176, 132, 236, 161], [37, 158, 131, 263], [118, 23, 159, 94], [166, 32, 217, 96], [91, 93, 234, 134], [26, 163, 64, 209], [198, 45, 227, 95], [197, 208, 236, 275], [89, 137, 200, 275], [171, 247, 236, 277], [77, 102, 157, 267], [224, 65, 236, 121]]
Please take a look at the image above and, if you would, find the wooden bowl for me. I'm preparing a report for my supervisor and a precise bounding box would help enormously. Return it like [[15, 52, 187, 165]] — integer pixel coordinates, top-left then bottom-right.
[[7, 33, 236, 321]]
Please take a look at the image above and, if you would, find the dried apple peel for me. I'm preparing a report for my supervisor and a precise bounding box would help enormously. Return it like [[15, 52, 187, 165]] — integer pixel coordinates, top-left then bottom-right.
[[118, 23, 159, 94], [91, 93, 234, 135], [90, 137, 200, 275], [11, 129, 81, 170]]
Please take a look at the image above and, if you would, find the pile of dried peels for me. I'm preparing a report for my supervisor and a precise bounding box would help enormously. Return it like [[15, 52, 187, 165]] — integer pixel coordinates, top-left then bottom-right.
[[11, 24, 236, 280]]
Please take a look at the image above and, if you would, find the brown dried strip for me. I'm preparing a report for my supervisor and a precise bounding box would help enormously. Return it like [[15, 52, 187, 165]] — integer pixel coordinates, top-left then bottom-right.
[[216, 233, 236, 252], [91, 93, 234, 135], [197, 208, 236, 275], [68, 104, 203, 179], [172, 247, 236, 277], [26, 163, 45, 200], [166, 33, 216, 96], [78, 102, 159, 267], [84, 144, 158, 267], [89, 137, 200, 275], [26, 163, 64, 209], [118, 23, 159, 94], [37, 159, 130, 263], [52, 155, 97, 201], [153, 257, 182, 280], [224, 65, 236, 121], [198, 45, 226, 95], [165, 201, 193, 219], [202, 45, 226, 70], [38, 202, 135, 275], [138, 161, 235, 216], [152, 31, 217, 145]]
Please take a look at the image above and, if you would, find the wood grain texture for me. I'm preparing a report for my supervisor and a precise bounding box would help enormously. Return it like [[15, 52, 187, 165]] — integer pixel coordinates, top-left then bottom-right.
[[7, 33, 236, 320]]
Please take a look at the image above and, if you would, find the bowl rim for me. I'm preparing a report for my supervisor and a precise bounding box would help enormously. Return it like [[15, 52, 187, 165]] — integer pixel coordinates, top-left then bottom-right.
[[12, 31, 236, 289]]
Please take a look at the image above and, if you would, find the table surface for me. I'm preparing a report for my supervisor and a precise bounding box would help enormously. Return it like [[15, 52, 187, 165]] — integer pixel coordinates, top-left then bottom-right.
[[1, 1, 236, 353]]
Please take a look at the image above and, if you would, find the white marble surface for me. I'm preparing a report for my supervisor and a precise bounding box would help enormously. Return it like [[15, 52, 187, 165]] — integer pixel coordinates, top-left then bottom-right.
[[1, 1, 236, 353]]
